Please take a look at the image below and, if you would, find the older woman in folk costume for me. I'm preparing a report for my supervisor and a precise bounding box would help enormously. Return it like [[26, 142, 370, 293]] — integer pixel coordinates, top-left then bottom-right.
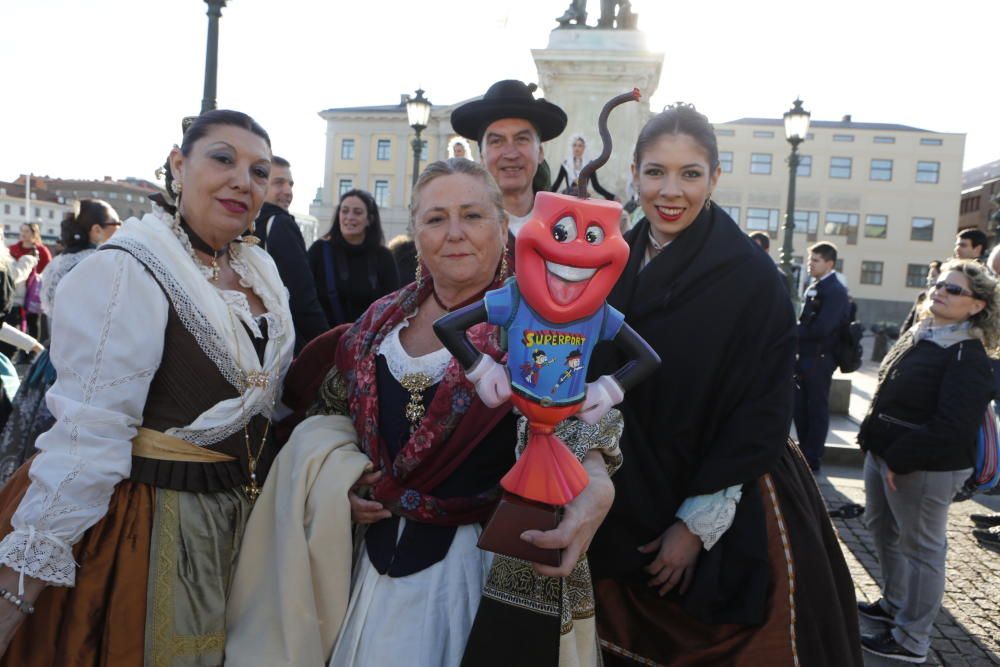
[[587, 105, 862, 666], [226, 157, 622, 667], [0, 110, 293, 666]]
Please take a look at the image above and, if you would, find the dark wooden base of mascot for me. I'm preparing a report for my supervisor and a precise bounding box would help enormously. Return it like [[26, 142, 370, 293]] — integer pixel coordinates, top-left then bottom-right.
[[477, 492, 562, 566]]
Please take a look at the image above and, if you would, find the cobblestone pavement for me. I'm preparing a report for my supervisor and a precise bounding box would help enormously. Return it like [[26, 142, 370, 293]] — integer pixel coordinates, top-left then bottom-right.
[[819, 466, 1000, 666]]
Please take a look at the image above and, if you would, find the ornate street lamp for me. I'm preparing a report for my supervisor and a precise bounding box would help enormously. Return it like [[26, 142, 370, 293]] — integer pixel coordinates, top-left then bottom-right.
[[405, 88, 432, 188], [780, 98, 811, 304], [201, 0, 230, 114]]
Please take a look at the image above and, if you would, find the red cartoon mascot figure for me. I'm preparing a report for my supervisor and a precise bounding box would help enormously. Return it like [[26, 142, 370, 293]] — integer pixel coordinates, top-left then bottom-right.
[[434, 91, 659, 565]]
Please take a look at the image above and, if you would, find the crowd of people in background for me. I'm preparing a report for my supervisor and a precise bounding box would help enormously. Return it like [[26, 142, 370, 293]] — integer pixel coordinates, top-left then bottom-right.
[[0, 76, 993, 667]]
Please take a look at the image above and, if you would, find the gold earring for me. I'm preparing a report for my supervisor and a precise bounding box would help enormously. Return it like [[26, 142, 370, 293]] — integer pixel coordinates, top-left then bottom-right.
[[414, 255, 423, 284], [704, 194, 713, 211], [499, 246, 510, 280]]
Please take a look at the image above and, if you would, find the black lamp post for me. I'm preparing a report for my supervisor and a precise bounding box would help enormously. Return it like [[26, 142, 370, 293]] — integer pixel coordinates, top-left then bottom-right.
[[405, 88, 432, 189], [780, 98, 811, 304], [201, 0, 229, 114]]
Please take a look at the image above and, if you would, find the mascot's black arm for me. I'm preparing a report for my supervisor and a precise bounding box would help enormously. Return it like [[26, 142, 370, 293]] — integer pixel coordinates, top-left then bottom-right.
[[433, 302, 488, 371], [611, 323, 660, 391]]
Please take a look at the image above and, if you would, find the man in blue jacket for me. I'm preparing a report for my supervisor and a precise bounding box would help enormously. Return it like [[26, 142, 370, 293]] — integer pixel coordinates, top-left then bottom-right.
[[794, 242, 850, 472]]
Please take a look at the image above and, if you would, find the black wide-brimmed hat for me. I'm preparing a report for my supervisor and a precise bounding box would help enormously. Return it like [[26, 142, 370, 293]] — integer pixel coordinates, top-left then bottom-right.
[[451, 80, 567, 143]]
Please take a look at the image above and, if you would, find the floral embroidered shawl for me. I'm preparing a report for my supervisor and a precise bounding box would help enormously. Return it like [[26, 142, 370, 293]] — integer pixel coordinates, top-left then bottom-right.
[[332, 272, 512, 526]]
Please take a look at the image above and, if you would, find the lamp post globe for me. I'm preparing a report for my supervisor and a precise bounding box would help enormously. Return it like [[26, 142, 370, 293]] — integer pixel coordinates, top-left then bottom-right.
[[406, 88, 432, 189], [779, 98, 811, 305]]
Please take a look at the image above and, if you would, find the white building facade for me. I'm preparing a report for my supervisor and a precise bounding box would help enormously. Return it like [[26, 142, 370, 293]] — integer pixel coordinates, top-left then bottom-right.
[[712, 117, 964, 324]]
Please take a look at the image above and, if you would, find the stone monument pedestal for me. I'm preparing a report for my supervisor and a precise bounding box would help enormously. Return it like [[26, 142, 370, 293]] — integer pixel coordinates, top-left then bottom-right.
[[533, 29, 663, 200]]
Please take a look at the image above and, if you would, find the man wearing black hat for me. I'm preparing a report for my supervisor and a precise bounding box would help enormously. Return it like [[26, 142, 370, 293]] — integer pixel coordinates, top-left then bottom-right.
[[451, 80, 567, 236]]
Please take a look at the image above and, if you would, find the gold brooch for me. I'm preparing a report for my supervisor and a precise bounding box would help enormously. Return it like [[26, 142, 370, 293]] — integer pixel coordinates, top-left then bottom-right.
[[400, 372, 433, 427], [244, 370, 271, 390]]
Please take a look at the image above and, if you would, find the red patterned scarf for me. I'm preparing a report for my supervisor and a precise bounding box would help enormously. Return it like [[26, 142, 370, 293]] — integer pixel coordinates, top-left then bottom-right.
[[334, 271, 512, 526]]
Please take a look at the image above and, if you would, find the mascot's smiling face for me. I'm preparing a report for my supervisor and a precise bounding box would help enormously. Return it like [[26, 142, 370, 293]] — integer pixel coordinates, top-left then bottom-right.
[[515, 191, 629, 323]]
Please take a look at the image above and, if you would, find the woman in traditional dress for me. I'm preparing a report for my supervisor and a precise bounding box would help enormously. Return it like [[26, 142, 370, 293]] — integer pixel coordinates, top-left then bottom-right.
[[551, 134, 616, 200], [227, 157, 622, 667], [588, 105, 862, 666], [307, 188, 399, 326], [0, 109, 293, 665], [858, 260, 996, 663], [0, 199, 121, 485]]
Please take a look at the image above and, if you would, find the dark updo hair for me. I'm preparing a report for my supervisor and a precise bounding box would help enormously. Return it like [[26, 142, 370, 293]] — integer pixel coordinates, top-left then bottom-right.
[[160, 110, 272, 214], [62, 199, 114, 250], [331, 189, 385, 249], [633, 103, 720, 172]]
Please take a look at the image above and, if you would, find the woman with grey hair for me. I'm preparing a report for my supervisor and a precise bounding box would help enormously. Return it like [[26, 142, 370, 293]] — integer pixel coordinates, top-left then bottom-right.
[[227, 158, 623, 667], [858, 258, 999, 662]]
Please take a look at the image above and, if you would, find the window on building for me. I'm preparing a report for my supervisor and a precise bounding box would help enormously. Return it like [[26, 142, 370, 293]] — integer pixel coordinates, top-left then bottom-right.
[[341, 138, 356, 160], [125, 193, 133, 201], [830, 156, 852, 179], [835, 259, 844, 273], [338, 179, 353, 196], [48, 209, 54, 219], [870, 159, 893, 181], [793, 210, 819, 235], [753, 130, 775, 138], [796, 155, 812, 177], [861, 261, 883, 285], [920, 138, 943, 146], [911, 217, 934, 241], [420, 140, 428, 162], [825, 212, 859, 236], [719, 151, 733, 173], [374, 180, 390, 207], [746, 207, 779, 232], [873, 136, 895, 144], [716, 129, 735, 136], [127, 208, 134, 218], [916, 161, 940, 183], [750, 153, 772, 175], [906, 264, 928, 288], [2, 205, 8, 214], [833, 134, 855, 142], [376, 140, 391, 161], [720, 206, 739, 223], [18, 206, 24, 216], [33, 207, 39, 218], [865, 214, 888, 238]]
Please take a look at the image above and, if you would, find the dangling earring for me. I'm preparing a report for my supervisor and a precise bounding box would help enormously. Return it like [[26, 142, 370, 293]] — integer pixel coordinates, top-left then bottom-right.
[[414, 255, 423, 284], [499, 245, 510, 280], [242, 217, 261, 247], [704, 194, 713, 211]]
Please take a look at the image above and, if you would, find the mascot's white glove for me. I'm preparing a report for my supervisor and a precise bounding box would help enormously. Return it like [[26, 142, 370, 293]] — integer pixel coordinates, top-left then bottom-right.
[[466, 354, 511, 408], [577, 375, 625, 425]]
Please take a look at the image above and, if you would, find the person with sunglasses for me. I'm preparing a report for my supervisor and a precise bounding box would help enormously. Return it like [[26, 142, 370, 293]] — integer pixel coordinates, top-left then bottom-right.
[[857, 259, 999, 663]]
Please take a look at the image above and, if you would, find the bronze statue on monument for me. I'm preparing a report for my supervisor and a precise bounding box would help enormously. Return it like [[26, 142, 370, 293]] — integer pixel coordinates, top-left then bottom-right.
[[556, 0, 637, 30]]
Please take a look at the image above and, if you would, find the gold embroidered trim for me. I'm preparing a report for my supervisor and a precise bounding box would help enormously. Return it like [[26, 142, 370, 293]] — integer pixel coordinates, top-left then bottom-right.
[[482, 555, 561, 617], [764, 473, 800, 667], [308, 367, 349, 418]]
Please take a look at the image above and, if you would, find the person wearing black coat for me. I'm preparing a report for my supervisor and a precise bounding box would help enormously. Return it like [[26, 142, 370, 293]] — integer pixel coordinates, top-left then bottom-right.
[[256, 157, 330, 354], [307, 189, 399, 326], [794, 241, 850, 472], [588, 105, 861, 667], [857, 259, 997, 663]]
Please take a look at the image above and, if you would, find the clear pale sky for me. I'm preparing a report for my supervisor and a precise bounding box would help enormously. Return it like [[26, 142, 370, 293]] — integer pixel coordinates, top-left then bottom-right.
[[2, 0, 996, 213]]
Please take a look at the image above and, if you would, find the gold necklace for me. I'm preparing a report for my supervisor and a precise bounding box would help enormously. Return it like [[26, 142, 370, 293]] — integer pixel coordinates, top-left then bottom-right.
[[224, 285, 280, 503], [399, 372, 433, 430]]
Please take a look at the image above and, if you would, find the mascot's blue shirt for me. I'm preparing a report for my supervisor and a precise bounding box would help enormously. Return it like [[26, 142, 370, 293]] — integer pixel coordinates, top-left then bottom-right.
[[484, 280, 624, 406]]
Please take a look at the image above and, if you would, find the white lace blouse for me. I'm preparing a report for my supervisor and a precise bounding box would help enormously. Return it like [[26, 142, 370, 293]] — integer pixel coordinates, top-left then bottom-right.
[[0, 213, 293, 592]]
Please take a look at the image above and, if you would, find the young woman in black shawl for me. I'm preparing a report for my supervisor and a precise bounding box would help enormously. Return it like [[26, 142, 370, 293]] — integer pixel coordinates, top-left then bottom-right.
[[587, 105, 862, 666]]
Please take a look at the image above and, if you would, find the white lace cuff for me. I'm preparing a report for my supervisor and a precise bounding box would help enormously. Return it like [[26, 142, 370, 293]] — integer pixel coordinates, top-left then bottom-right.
[[676, 484, 743, 551], [0, 527, 77, 590]]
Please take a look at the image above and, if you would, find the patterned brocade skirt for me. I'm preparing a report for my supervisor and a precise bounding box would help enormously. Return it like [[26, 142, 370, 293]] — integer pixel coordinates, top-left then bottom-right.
[[0, 464, 251, 667]]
